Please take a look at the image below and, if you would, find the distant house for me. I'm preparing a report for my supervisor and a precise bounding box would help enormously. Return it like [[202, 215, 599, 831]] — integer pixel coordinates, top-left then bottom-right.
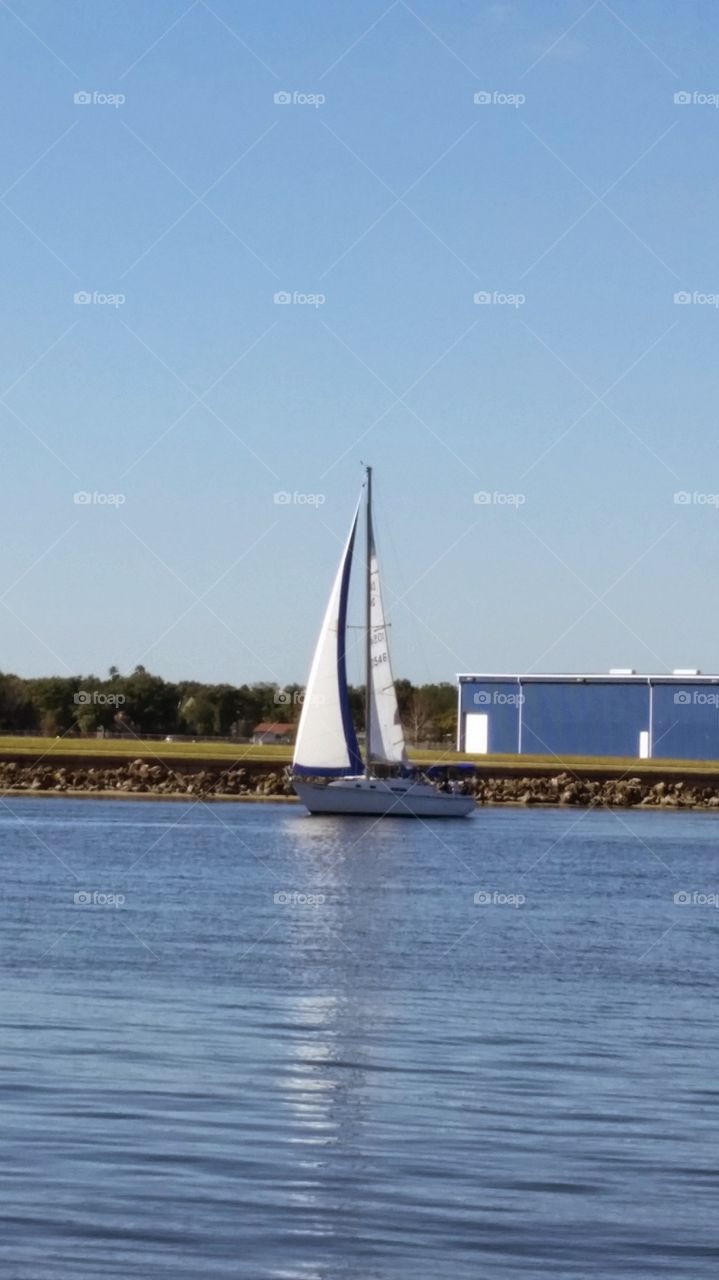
[[251, 721, 295, 745]]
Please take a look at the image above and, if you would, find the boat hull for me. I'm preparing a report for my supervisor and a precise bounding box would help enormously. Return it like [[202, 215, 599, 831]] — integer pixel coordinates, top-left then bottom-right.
[[292, 777, 475, 818]]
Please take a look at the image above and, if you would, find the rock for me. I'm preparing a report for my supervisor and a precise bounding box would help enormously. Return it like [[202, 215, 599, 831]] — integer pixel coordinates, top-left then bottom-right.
[[3, 754, 719, 812]]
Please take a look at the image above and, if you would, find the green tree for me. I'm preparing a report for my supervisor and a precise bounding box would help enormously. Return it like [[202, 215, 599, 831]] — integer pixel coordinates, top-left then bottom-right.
[[28, 676, 79, 734], [180, 692, 218, 736], [0, 673, 35, 731]]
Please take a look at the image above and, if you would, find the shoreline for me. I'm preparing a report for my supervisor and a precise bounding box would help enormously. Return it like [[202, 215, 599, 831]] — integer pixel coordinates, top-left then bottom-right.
[[0, 788, 300, 803], [1, 785, 717, 813], [1, 755, 718, 811]]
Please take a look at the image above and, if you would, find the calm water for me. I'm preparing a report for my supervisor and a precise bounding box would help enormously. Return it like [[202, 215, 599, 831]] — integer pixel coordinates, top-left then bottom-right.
[[1, 797, 718, 1278]]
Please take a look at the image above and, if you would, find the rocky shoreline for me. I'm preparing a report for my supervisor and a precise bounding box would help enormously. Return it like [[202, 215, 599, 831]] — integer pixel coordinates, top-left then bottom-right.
[[475, 773, 719, 809], [0, 760, 295, 799], [1, 759, 719, 809]]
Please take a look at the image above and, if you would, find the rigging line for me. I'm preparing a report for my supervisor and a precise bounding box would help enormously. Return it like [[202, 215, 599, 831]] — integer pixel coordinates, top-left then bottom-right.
[[373, 479, 434, 686]]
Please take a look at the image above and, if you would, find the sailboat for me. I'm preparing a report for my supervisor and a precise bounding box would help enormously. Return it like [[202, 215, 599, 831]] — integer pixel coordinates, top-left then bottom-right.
[[291, 468, 475, 817]]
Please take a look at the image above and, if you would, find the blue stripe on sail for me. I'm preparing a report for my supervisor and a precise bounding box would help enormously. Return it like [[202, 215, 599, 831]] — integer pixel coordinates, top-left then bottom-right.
[[292, 500, 363, 779], [338, 511, 363, 774]]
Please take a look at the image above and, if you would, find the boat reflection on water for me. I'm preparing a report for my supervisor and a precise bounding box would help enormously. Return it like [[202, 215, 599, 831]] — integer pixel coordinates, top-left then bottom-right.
[[268, 816, 395, 1276]]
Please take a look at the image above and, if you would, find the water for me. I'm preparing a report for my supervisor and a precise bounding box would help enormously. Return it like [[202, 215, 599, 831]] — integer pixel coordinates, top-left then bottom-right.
[[1, 796, 719, 1278]]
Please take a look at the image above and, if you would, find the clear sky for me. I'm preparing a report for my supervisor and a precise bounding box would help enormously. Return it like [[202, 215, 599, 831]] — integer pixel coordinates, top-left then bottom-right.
[[2, 0, 718, 687]]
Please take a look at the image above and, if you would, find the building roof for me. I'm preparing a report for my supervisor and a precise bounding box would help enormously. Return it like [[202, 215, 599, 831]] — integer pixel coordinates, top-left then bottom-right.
[[457, 672, 719, 684]]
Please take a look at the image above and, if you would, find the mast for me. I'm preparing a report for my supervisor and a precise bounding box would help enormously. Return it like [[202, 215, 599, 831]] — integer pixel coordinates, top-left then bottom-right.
[[365, 465, 372, 776]]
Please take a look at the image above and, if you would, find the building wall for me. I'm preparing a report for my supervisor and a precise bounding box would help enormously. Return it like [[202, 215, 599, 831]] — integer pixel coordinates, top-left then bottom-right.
[[458, 677, 719, 761], [652, 684, 719, 760], [520, 680, 647, 757], [459, 679, 521, 753]]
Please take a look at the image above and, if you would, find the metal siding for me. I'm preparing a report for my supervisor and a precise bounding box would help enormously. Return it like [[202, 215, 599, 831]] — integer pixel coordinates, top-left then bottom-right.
[[460, 680, 520, 753], [459, 677, 719, 760], [651, 684, 719, 760], [520, 681, 648, 756]]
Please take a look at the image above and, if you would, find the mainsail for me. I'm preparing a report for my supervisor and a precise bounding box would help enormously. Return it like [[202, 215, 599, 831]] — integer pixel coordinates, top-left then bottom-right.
[[292, 506, 363, 776], [367, 512, 408, 767]]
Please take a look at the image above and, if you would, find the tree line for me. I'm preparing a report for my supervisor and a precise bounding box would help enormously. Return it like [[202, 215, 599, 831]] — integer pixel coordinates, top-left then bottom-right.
[[0, 667, 457, 742]]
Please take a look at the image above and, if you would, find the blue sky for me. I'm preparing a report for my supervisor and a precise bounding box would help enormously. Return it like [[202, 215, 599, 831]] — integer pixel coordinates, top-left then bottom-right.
[[2, 0, 718, 686]]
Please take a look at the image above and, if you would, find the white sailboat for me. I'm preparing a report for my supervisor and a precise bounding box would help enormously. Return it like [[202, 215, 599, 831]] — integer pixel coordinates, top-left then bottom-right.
[[291, 468, 475, 818]]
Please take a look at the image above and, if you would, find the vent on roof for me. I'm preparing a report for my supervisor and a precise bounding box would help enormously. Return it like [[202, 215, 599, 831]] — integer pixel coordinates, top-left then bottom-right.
[[673, 668, 701, 676], [609, 668, 635, 675]]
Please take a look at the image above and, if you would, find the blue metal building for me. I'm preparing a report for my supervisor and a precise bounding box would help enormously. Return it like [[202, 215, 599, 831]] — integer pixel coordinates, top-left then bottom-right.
[[456, 672, 719, 761]]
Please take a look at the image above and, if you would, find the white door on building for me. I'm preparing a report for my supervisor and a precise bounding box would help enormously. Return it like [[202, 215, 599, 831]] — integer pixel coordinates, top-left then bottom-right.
[[638, 730, 650, 759], [465, 713, 489, 754]]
